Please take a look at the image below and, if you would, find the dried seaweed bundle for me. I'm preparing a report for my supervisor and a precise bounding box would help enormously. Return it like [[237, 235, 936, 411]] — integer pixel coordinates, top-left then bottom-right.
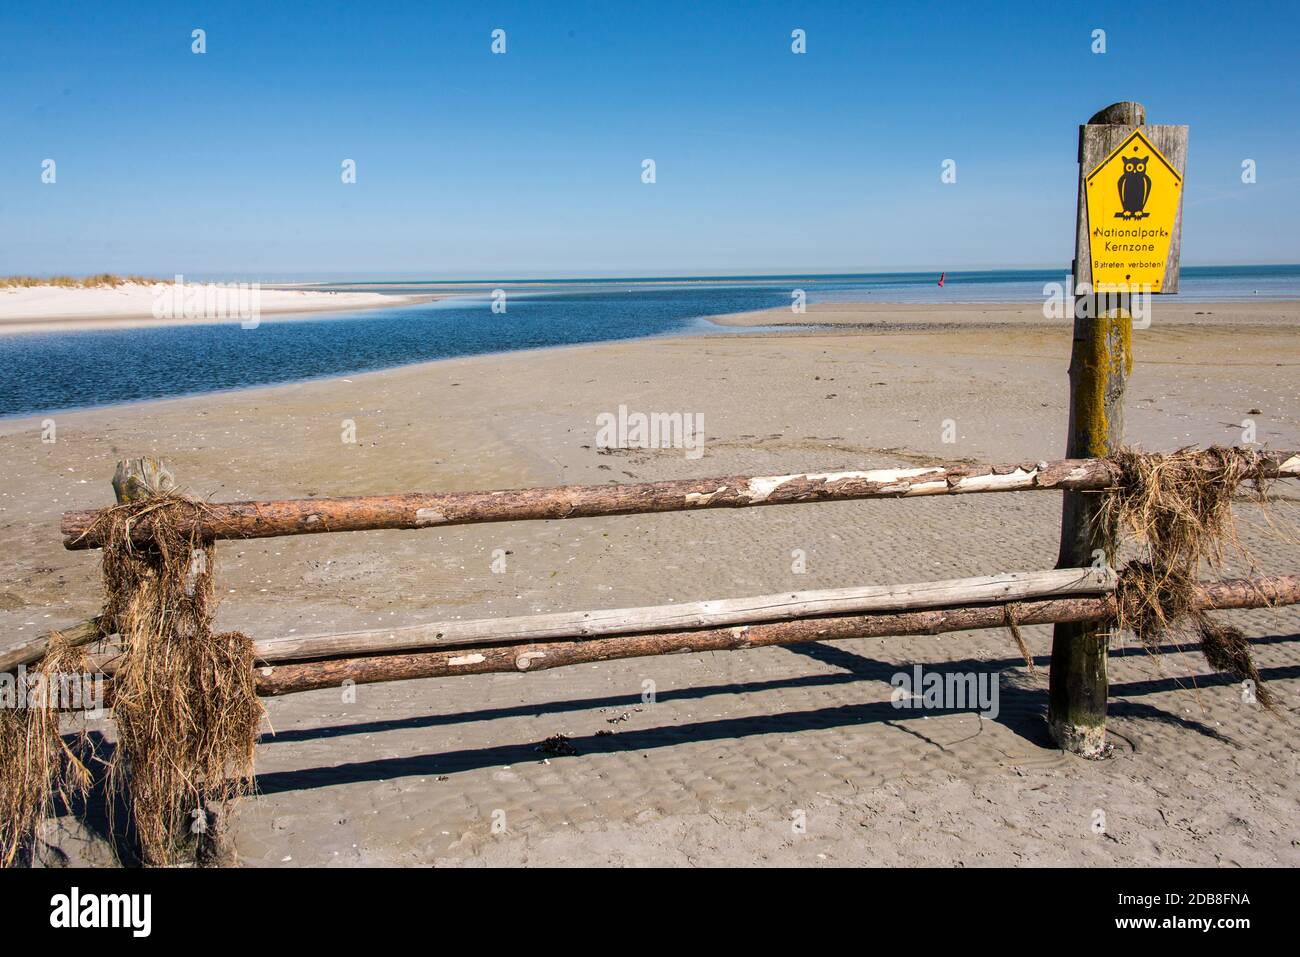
[[1105, 447, 1279, 709], [93, 495, 262, 865], [0, 633, 95, 866]]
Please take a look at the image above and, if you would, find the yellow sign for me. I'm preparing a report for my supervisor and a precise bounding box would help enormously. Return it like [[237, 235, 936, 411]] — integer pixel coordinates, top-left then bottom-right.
[[1085, 130, 1182, 292]]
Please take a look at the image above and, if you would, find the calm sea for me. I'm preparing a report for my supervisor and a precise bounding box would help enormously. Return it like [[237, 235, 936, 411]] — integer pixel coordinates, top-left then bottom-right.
[[2, 265, 1296, 418]]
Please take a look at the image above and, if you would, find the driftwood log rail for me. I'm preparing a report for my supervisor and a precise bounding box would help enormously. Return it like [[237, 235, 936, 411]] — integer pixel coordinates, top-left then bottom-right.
[[69, 572, 1298, 701], [60, 450, 1300, 549], [20, 554, 1300, 710], [251, 574, 1300, 695]]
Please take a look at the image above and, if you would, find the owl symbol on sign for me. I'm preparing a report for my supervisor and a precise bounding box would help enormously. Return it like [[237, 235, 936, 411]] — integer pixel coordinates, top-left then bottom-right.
[[1116, 154, 1151, 220]]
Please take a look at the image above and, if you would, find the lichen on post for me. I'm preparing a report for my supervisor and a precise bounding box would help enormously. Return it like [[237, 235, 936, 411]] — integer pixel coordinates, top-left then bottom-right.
[[1049, 305, 1131, 756]]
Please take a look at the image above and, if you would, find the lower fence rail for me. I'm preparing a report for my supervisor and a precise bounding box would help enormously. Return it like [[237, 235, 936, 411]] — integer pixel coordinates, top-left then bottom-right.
[[69, 571, 1300, 701]]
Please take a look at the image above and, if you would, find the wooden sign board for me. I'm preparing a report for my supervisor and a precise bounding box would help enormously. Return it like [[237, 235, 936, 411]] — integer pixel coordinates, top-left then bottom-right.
[[1074, 123, 1188, 293]]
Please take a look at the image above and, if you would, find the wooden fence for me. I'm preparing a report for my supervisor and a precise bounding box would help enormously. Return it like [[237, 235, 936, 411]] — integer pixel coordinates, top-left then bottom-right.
[[25, 448, 1300, 712]]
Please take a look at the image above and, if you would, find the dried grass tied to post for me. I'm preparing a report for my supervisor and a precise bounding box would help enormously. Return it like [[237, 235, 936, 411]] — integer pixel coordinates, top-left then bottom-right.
[[89, 494, 262, 865], [1105, 446, 1281, 709], [0, 631, 95, 867]]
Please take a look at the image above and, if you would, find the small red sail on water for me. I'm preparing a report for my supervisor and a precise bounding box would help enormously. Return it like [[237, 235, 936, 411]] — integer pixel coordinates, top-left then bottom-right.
[[937, 272, 945, 287]]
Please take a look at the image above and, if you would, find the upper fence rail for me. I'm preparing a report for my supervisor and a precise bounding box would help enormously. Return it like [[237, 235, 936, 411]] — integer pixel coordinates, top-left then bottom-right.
[[60, 448, 1300, 549]]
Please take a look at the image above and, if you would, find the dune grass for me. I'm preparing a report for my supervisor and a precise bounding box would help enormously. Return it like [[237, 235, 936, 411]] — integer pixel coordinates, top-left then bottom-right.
[[0, 274, 158, 289]]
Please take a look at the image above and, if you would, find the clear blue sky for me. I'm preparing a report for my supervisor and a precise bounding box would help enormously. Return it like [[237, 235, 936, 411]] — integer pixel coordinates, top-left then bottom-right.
[[2, 0, 1297, 279]]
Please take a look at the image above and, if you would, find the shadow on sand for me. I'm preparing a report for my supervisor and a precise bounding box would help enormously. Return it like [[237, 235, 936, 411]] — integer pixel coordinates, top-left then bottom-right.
[[246, 633, 1299, 796]]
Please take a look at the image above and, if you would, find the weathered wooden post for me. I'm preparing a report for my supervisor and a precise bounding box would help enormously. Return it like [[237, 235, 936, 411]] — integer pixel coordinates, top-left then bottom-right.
[[112, 457, 176, 504], [1048, 101, 1187, 755]]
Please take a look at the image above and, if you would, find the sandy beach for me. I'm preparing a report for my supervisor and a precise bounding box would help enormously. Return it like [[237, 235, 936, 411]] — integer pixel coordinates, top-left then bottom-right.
[[0, 283, 438, 335], [2, 301, 1298, 866]]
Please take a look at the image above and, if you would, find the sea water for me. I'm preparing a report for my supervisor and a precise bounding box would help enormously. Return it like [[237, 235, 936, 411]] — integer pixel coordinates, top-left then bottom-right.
[[2, 266, 1295, 418]]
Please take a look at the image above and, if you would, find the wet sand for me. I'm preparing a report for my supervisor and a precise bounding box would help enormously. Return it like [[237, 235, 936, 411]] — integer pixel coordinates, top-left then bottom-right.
[[1, 301, 1297, 866]]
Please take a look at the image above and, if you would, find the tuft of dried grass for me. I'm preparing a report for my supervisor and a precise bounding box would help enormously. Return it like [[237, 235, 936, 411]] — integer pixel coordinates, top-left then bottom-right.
[[89, 495, 262, 866], [0, 633, 95, 867], [1105, 447, 1278, 709], [1102, 446, 1267, 573]]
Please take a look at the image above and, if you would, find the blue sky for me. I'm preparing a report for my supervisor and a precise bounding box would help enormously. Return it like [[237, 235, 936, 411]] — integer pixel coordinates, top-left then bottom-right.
[[2, 0, 1297, 279]]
